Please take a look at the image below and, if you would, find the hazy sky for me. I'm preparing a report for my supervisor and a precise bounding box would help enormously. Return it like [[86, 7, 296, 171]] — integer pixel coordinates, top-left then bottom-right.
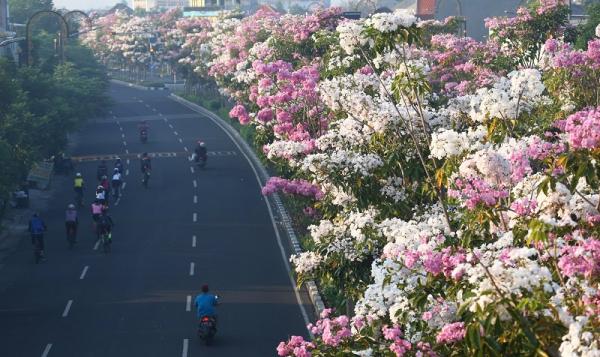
[[54, 0, 129, 11]]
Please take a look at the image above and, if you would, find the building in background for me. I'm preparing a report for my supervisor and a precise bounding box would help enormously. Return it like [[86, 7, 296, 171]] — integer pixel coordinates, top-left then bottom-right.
[[0, 0, 18, 61], [133, 0, 188, 11]]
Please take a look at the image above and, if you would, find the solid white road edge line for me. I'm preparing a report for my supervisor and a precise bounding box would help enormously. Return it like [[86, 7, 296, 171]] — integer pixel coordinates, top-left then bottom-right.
[[62, 300, 73, 317], [189, 262, 195, 276], [182, 339, 189, 357], [186, 295, 191, 311], [41, 344, 52, 357], [192, 235, 196, 247], [79, 266, 89, 280], [172, 97, 312, 331]]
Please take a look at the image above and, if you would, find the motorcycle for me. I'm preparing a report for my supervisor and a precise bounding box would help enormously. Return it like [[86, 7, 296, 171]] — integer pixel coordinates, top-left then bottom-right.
[[197, 315, 217, 345], [192, 153, 207, 169], [140, 129, 148, 143]]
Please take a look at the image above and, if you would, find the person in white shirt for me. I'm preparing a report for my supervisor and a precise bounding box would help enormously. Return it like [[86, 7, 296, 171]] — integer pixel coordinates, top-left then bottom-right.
[[111, 168, 123, 199]]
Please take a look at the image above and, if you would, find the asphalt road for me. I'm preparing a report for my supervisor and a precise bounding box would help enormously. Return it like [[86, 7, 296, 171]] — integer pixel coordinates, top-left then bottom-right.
[[0, 84, 311, 356]]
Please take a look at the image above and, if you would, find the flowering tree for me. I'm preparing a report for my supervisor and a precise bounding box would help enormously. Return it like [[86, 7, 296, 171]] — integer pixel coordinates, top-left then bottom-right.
[[83, 2, 600, 355]]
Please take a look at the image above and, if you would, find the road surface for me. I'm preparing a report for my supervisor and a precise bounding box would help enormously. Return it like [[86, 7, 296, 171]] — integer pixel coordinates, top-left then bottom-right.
[[0, 83, 311, 356]]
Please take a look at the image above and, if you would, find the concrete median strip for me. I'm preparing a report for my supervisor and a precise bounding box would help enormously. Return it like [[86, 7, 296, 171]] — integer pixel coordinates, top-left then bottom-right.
[[169, 93, 325, 324]]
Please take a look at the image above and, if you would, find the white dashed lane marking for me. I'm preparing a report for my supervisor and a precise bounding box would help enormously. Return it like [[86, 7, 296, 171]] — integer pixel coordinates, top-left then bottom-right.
[[192, 235, 196, 247], [182, 339, 189, 357], [193, 180, 197, 188], [193, 213, 197, 222], [41, 344, 52, 357], [79, 266, 89, 280], [189, 262, 195, 276], [186, 295, 192, 311], [62, 300, 73, 317]]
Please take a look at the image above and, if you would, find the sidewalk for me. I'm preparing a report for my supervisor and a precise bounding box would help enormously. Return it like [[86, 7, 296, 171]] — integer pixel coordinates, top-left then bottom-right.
[[0, 180, 58, 272]]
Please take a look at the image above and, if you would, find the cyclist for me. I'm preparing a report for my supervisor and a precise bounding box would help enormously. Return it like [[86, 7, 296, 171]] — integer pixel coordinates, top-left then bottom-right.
[[91, 200, 103, 239], [114, 157, 124, 174], [97, 160, 108, 181], [29, 213, 47, 261], [98, 207, 114, 248], [65, 204, 78, 246], [111, 168, 122, 199], [95, 185, 107, 206], [100, 175, 110, 201], [73, 173, 84, 206], [140, 153, 152, 187]]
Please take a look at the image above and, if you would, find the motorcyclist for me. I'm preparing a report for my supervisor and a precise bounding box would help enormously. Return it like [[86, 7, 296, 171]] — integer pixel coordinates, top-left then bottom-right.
[[111, 168, 122, 198], [195, 285, 218, 325], [29, 213, 47, 260], [114, 158, 123, 174], [138, 120, 149, 133], [65, 204, 78, 244], [194, 141, 207, 166], [97, 160, 108, 181]]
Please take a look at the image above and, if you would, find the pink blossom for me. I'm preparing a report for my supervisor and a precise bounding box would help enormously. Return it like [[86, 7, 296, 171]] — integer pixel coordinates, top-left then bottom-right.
[[436, 322, 466, 344]]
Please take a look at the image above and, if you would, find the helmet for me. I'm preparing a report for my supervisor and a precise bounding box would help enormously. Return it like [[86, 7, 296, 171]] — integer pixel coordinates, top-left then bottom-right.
[[142, 152, 148, 157], [113, 168, 119, 172], [201, 284, 209, 293], [199, 142, 205, 147], [97, 185, 104, 190], [115, 157, 121, 162], [76, 172, 82, 177], [68, 204, 75, 209], [102, 175, 108, 180]]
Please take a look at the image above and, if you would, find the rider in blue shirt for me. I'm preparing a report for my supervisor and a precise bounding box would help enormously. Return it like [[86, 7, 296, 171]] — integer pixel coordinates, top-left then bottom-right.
[[195, 285, 218, 320]]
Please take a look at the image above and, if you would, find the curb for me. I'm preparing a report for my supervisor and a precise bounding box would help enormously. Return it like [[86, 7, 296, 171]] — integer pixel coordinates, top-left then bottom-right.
[[169, 93, 326, 316], [109, 79, 168, 91]]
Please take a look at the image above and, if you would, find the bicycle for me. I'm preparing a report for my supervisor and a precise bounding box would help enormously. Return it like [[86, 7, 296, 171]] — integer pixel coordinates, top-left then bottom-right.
[[66, 223, 77, 249], [75, 190, 83, 207], [100, 231, 112, 253], [32, 234, 44, 263], [142, 171, 150, 188]]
